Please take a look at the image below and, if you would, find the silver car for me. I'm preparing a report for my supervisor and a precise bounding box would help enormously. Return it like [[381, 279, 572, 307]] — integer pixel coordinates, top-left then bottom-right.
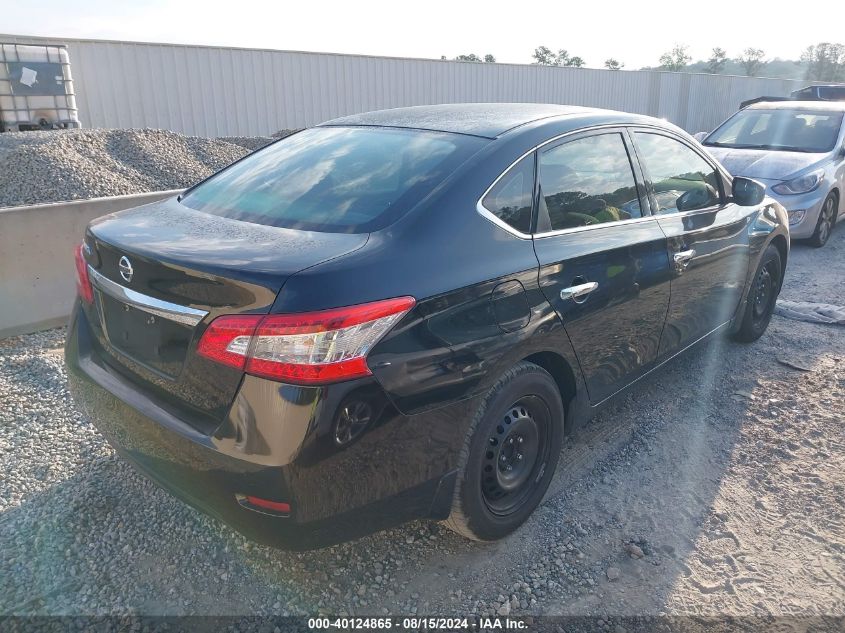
[[698, 101, 845, 247]]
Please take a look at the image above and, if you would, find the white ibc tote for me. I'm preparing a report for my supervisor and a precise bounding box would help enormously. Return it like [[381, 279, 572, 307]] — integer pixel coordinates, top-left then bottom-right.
[[0, 43, 80, 131]]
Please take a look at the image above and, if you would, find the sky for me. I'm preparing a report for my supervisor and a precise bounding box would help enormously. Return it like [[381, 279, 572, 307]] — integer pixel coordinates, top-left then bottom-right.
[[1, 0, 841, 69]]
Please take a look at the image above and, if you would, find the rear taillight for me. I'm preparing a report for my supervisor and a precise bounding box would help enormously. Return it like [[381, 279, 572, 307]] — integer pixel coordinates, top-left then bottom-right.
[[196, 315, 262, 370], [197, 296, 415, 385], [74, 244, 93, 304]]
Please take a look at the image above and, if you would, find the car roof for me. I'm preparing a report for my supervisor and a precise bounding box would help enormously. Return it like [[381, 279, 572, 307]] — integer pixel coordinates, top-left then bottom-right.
[[745, 100, 845, 112], [319, 103, 650, 139]]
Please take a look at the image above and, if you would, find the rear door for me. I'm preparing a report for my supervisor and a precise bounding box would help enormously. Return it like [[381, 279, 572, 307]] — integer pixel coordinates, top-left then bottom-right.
[[533, 129, 672, 404], [629, 129, 752, 357]]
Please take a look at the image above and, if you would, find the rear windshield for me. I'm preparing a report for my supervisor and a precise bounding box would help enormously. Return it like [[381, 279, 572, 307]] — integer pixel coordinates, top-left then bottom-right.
[[180, 127, 485, 233], [704, 109, 843, 153]]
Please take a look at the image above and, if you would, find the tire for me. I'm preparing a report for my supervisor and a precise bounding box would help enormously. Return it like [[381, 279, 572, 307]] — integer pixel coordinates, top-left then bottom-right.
[[733, 244, 782, 343], [443, 362, 564, 541], [808, 192, 838, 248]]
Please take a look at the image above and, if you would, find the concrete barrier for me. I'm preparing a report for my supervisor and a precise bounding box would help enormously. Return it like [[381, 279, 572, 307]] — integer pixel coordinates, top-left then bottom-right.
[[0, 190, 182, 339]]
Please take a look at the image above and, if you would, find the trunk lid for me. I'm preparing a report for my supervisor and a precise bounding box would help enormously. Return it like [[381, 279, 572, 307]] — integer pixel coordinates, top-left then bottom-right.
[[82, 196, 368, 431]]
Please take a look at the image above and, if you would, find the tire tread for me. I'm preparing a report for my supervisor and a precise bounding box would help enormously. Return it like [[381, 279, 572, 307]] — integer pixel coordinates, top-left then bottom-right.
[[808, 192, 838, 248], [443, 361, 558, 540], [733, 243, 782, 343]]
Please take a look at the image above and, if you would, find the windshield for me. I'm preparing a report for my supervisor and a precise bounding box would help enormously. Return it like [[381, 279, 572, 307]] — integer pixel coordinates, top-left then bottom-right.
[[180, 127, 485, 233], [704, 109, 843, 153]]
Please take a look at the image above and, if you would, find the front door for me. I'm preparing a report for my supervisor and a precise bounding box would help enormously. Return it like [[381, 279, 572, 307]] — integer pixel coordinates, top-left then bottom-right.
[[533, 130, 672, 404], [630, 130, 753, 357]]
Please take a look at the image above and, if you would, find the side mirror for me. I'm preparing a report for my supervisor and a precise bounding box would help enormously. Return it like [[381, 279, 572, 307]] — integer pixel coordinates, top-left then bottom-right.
[[732, 177, 766, 207], [692, 132, 708, 143]]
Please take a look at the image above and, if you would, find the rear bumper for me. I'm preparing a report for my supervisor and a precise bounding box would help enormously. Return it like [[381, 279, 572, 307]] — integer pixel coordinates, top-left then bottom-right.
[[66, 305, 470, 549]]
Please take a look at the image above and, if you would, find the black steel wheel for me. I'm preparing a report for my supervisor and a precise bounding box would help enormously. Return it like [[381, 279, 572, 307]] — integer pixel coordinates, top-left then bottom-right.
[[444, 362, 564, 541], [809, 193, 838, 248], [734, 243, 782, 343], [751, 261, 776, 325], [481, 396, 551, 516]]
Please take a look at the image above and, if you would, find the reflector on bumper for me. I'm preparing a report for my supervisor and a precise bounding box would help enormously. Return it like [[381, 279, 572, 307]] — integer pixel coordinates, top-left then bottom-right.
[[235, 493, 291, 517]]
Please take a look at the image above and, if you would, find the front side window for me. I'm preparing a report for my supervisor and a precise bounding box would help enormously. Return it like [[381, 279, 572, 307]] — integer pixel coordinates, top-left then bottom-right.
[[539, 133, 642, 231], [635, 132, 721, 214], [181, 127, 485, 233], [704, 108, 843, 153], [481, 154, 535, 234]]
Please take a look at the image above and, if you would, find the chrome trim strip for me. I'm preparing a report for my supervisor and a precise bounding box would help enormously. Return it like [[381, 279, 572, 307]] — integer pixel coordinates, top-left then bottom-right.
[[88, 266, 208, 327], [475, 201, 533, 239], [533, 215, 657, 239], [534, 202, 737, 239]]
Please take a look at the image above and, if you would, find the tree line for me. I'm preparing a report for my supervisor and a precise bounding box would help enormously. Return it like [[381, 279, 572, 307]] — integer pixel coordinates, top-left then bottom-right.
[[655, 43, 845, 81], [442, 43, 845, 81]]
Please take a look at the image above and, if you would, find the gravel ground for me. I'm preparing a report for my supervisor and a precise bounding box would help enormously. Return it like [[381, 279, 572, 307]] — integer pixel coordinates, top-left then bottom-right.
[[0, 128, 277, 208], [1, 228, 843, 621]]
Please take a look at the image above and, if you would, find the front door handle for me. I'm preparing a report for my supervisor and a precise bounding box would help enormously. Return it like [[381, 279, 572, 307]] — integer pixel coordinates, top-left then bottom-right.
[[673, 249, 696, 265], [560, 281, 598, 303]]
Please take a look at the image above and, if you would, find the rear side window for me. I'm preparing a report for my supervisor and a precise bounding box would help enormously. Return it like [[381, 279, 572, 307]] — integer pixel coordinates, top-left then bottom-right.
[[181, 127, 485, 233], [481, 154, 535, 234], [818, 86, 845, 100], [634, 132, 721, 214], [539, 133, 642, 231]]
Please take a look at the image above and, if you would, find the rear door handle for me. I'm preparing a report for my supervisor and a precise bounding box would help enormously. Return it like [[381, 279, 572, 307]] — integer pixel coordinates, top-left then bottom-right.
[[560, 281, 598, 302], [673, 249, 696, 265]]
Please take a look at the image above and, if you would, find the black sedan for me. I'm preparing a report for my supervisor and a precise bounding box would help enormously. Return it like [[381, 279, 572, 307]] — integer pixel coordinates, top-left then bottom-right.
[[66, 104, 788, 549]]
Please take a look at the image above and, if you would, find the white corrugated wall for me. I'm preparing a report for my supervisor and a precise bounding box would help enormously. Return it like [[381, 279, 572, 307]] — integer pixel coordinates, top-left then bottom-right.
[[0, 33, 825, 136]]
